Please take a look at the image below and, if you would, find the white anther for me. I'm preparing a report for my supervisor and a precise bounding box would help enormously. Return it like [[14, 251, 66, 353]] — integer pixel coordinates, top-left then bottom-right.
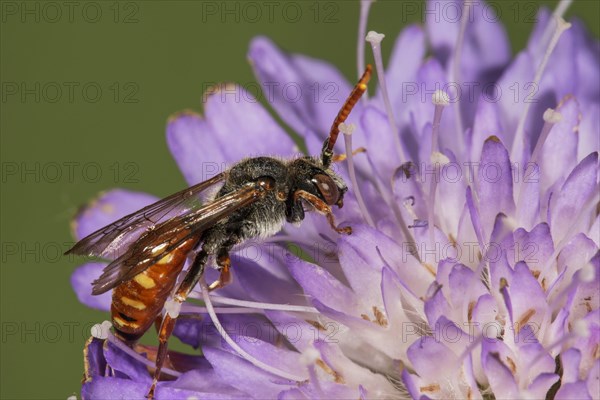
[[91, 320, 112, 340], [573, 319, 590, 338], [300, 345, 320, 366], [432, 90, 450, 107], [365, 31, 385, 45], [430, 151, 450, 165], [165, 298, 182, 318], [579, 263, 595, 283], [339, 122, 356, 136], [543, 108, 562, 124]]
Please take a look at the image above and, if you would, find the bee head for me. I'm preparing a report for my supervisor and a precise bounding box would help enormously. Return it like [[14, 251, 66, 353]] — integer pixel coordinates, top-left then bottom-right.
[[293, 157, 347, 208]]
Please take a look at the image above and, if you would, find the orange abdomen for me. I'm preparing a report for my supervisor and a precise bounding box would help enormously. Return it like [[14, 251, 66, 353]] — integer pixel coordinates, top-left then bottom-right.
[[111, 238, 198, 342]]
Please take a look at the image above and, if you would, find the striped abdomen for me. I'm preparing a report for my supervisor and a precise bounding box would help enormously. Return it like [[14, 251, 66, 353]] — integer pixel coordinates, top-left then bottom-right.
[[111, 238, 198, 342]]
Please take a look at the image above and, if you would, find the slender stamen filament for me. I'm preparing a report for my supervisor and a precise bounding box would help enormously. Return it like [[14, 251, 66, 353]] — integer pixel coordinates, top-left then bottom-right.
[[340, 122, 376, 227], [527, 319, 589, 370], [209, 295, 320, 313], [451, 0, 472, 150], [427, 91, 450, 250], [516, 108, 561, 204], [357, 0, 374, 99], [200, 277, 307, 382], [366, 31, 407, 163], [537, 191, 599, 286], [431, 90, 450, 154], [103, 327, 183, 378], [187, 290, 320, 313], [511, 16, 571, 162], [539, 0, 573, 56], [181, 304, 267, 314], [530, 108, 562, 168]]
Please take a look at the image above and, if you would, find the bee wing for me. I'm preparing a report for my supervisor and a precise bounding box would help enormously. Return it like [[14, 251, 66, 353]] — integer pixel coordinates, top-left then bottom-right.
[[91, 181, 265, 294], [66, 173, 226, 260]]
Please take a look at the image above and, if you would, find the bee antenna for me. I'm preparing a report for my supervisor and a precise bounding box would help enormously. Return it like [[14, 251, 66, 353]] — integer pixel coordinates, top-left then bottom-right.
[[321, 64, 372, 167]]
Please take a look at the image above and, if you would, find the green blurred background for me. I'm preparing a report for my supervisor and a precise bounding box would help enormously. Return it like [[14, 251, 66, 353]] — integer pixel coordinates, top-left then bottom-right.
[[1, 1, 598, 398]]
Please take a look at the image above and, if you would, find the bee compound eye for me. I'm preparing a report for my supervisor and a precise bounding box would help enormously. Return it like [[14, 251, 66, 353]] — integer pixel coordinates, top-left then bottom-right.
[[312, 174, 340, 206]]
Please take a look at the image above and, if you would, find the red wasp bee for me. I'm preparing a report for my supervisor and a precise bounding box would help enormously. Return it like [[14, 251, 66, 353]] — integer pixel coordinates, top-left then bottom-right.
[[67, 65, 372, 398]]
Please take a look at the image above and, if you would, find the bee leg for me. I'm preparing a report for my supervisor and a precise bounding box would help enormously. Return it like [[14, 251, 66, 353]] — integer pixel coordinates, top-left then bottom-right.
[[208, 251, 232, 291], [293, 190, 352, 235], [331, 147, 367, 162], [146, 250, 208, 400]]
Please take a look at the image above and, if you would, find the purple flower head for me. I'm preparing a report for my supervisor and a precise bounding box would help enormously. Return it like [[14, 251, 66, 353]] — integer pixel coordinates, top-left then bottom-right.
[[71, 1, 600, 398]]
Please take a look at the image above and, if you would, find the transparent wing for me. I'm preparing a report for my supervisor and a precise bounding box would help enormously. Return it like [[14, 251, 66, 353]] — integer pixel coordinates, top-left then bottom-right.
[[66, 173, 226, 260], [91, 181, 266, 294]]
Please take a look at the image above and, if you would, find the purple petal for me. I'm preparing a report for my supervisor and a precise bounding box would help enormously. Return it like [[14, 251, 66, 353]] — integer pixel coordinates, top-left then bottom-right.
[[167, 368, 246, 398], [537, 24, 579, 105], [82, 377, 149, 400], [71, 262, 111, 311], [579, 105, 600, 162], [384, 24, 425, 106], [448, 264, 488, 310], [343, 225, 434, 298], [167, 87, 297, 186], [554, 233, 598, 308], [513, 223, 554, 274], [73, 189, 158, 240], [471, 294, 501, 338], [571, 20, 600, 104], [312, 299, 376, 333], [482, 348, 519, 398], [427, 0, 510, 68], [203, 85, 298, 158], [84, 337, 107, 379], [488, 213, 516, 291], [555, 381, 592, 400], [465, 185, 485, 248], [381, 266, 421, 332], [82, 375, 233, 400], [515, 325, 556, 378], [549, 152, 598, 242], [105, 341, 151, 383], [407, 336, 457, 380], [358, 106, 402, 183], [173, 313, 277, 350], [313, 340, 398, 394], [497, 52, 535, 149], [248, 36, 353, 149], [401, 369, 421, 399], [470, 101, 504, 163], [587, 359, 599, 399], [263, 310, 319, 352], [234, 252, 304, 305], [424, 283, 451, 328], [561, 348, 582, 384], [477, 137, 515, 236], [436, 150, 468, 237], [527, 373, 559, 398], [412, 60, 457, 157], [287, 259, 358, 316], [338, 228, 387, 310], [202, 346, 295, 397], [278, 388, 307, 400], [516, 167, 541, 230], [218, 337, 306, 379], [539, 97, 580, 193], [509, 262, 547, 332]]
